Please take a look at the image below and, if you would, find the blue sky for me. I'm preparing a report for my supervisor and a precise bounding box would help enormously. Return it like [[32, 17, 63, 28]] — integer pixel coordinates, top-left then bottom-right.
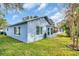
[[4, 3, 69, 25]]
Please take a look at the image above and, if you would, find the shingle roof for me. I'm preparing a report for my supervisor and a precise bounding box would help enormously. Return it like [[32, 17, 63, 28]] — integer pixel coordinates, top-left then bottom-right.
[[8, 16, 54, 27]]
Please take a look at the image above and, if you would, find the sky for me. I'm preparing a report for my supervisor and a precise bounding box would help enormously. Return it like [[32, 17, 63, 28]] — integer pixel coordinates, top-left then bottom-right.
[[4, 3, 69, 25]]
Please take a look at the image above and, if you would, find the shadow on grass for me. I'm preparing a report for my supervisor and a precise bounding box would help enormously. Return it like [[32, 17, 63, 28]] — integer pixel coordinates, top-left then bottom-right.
[[0, 35, 23, 44], [57, 34, 69, 37]]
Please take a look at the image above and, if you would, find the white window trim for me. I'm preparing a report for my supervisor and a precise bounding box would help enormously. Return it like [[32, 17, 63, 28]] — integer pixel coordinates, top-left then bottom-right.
[[14, 27, 20, 36]]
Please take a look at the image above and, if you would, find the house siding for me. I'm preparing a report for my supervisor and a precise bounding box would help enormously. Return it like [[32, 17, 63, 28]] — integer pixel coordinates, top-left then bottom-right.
[[27, 17, 53, 43], [6, 17, 54, 43], [6, 23, 28, 42]]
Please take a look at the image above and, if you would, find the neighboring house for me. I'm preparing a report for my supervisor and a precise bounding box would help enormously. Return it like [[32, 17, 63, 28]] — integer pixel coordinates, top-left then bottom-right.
[[6, 16, 54, 43], [0, 27, 6, 35], [0, 28, 3, 32]]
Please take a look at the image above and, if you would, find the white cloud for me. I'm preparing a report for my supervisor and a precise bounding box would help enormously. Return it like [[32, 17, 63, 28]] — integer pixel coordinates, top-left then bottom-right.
[[50, 7, 67, 23], [50, 12, 64, 23], [45, 7, 58, 16], [60, 7, 69, 16], [12, 15, 18, 20], [23, 3, 38, 10], [37, 3, 47, 11]]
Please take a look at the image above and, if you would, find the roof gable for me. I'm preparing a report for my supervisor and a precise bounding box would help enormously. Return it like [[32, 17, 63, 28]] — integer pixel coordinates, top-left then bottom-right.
[[8, 16, 54, 27]]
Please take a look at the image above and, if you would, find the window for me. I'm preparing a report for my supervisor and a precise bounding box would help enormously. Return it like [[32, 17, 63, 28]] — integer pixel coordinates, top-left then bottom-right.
[[14, 27, 16, 34], [36, 26, 39, 35], [18, 27, 20, 35], [40, 27, 43, 34], [48, 28, 50, 35], [51, 28, 53, 34], [14, 27, 20, 35], [7, 28, 8, 31], [36, 26, 43, 35]]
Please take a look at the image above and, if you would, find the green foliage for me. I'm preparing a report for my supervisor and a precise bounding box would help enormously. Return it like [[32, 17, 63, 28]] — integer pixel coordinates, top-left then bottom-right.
[[60, 22, 70, 36], [0, 34, 79, 56], [0, 11, 8, 28], [76, 7, 79, 13], [0, 18, 8, 28]]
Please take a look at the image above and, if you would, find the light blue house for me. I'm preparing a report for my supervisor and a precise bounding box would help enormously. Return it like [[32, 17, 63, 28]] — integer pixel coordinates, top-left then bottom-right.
[[6, 16, 54, 43]]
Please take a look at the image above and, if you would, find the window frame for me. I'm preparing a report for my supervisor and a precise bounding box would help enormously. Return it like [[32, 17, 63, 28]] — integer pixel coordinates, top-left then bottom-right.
[[36, 26, 39, 35], [7, 28, 8, 31], [51, 28, 53, 34], [14, 27, 21, 35], [40, 27, 43, 34], [48, 28, 50, 35], [36, 26, 43, 35]]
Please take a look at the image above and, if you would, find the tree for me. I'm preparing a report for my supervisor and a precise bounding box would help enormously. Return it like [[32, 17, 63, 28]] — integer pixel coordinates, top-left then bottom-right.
[[0, 3, 24, 29], [61, 22, 70, 36], [66, 4, 79, 50], [2, 3, 24, 13], [0, 18, 8, 28]]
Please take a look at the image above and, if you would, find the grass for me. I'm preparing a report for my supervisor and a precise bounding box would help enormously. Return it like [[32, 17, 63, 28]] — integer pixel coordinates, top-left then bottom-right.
[[0, 34, 79, 56]]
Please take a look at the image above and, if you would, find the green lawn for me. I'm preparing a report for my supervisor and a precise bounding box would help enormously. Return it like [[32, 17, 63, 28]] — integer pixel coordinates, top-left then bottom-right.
[[0, 34, 79, 56]]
